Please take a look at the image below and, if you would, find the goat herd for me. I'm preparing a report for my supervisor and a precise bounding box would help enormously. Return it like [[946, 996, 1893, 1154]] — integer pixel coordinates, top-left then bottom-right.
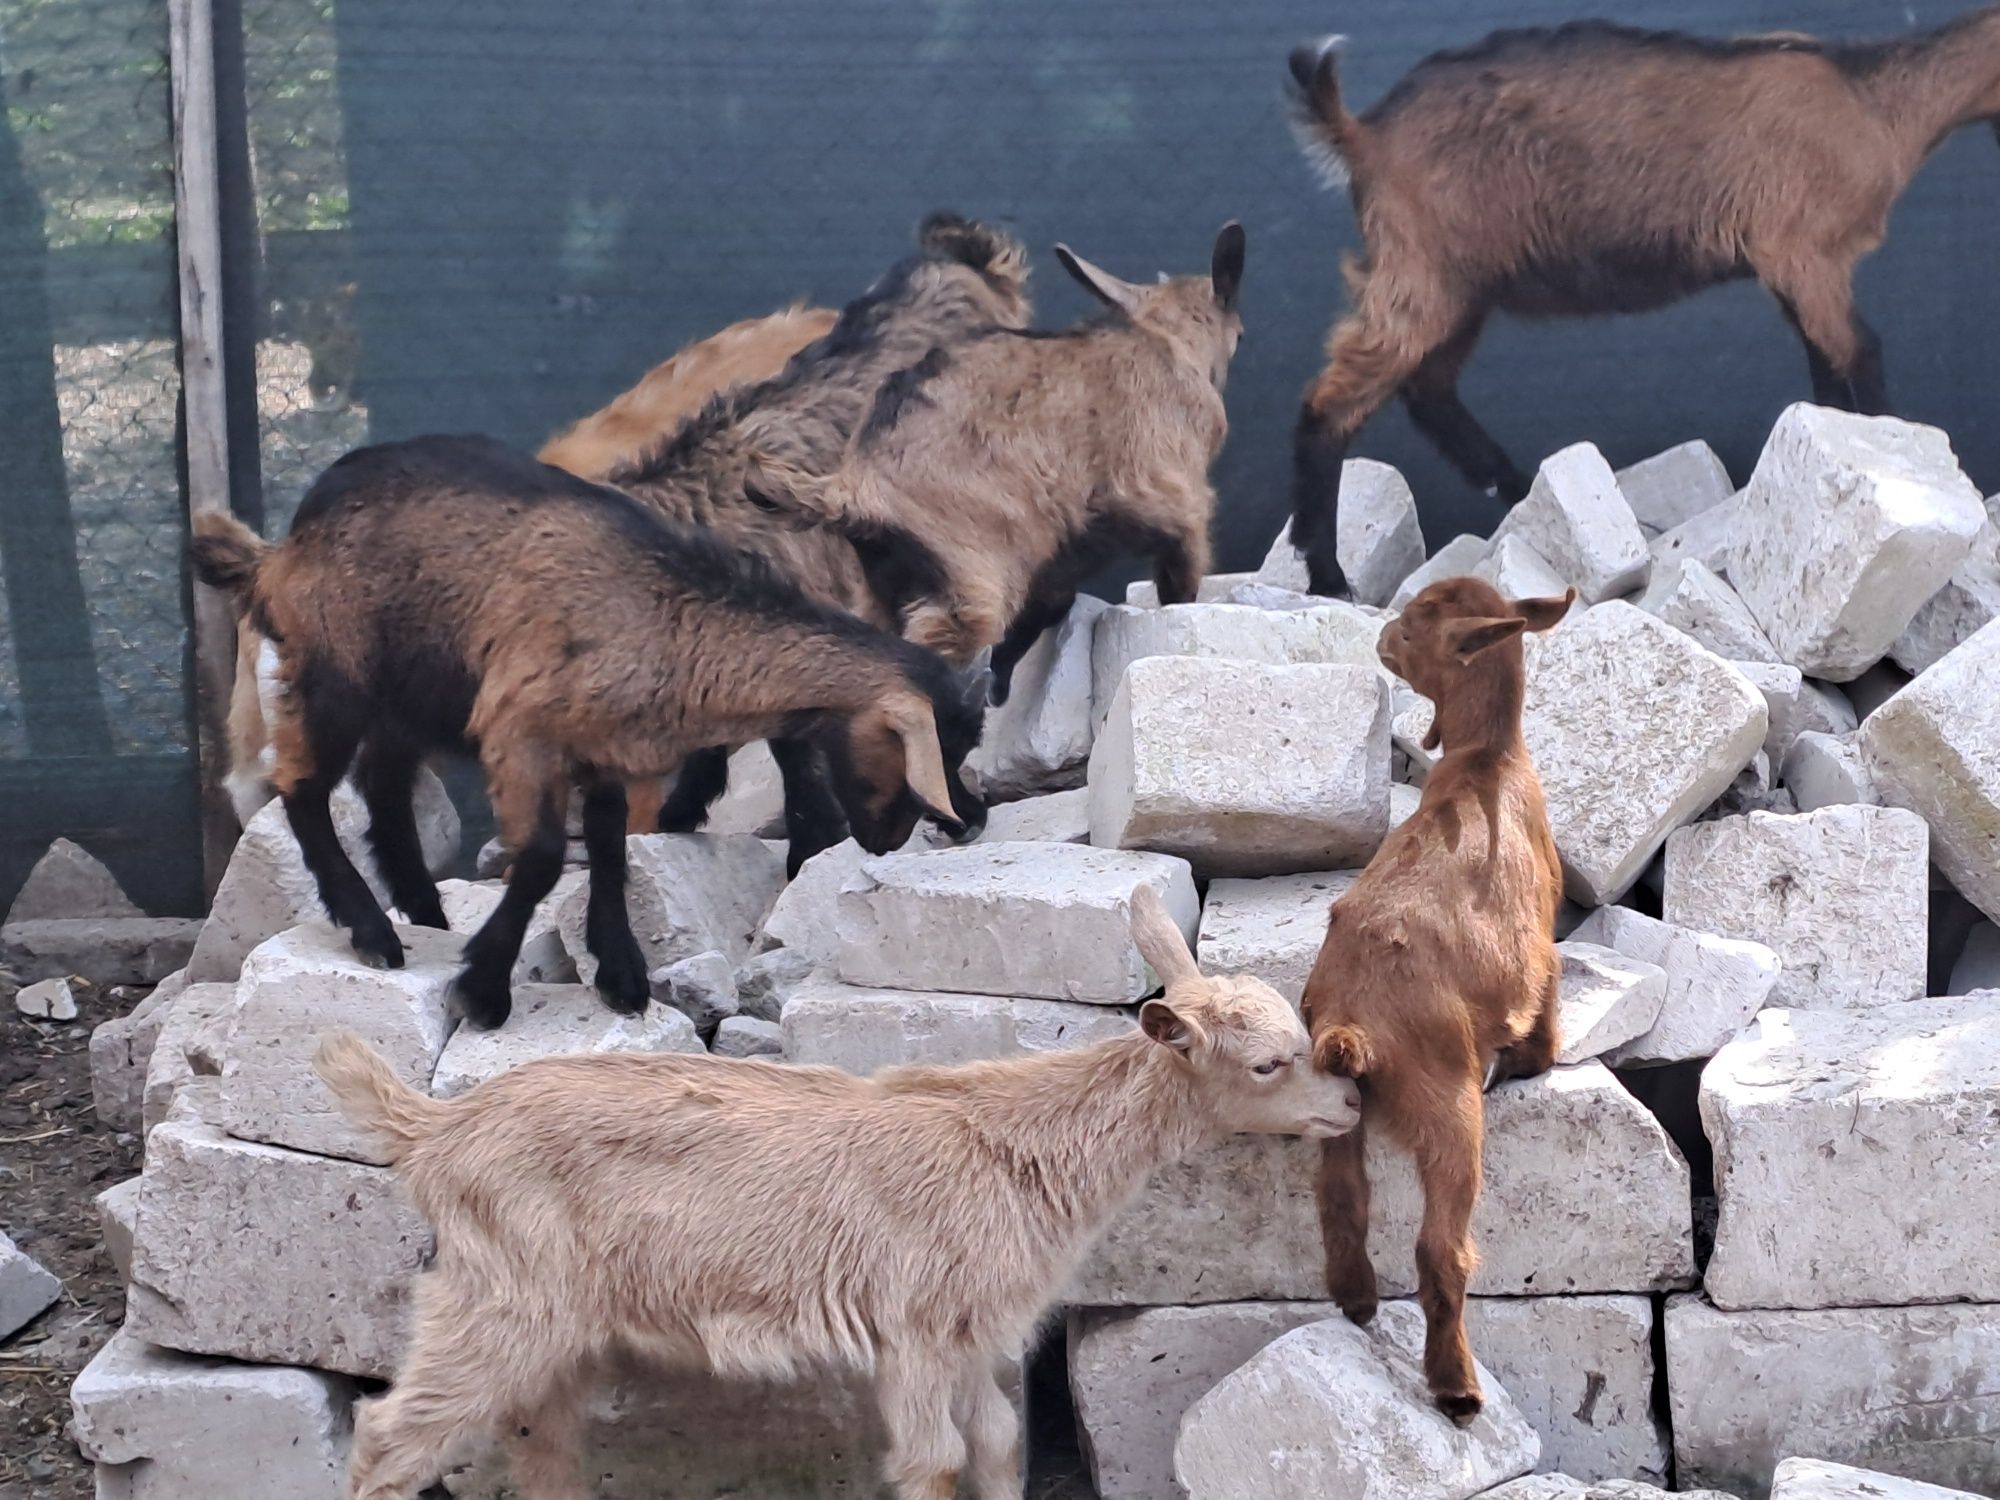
[[180, 11, 2000, 1499]]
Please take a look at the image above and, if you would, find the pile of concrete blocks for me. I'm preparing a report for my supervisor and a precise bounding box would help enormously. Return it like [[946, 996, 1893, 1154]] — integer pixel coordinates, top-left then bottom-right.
[[68, 399, 2000, 1498]]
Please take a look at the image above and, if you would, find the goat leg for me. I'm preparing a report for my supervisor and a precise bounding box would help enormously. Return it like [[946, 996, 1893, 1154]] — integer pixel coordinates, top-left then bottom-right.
[[1413, 1088, 1485, 1425], [770, 736, 852, 877], [1290, 405, 1351, 596], [1315, 1121, 1378, 1324], [655, 745, 731, 832], [285, 773, 405, 970], [578, 772, 649, 1014], [988, 586, 1077, 707], [1400, 381, 1529, 505], [356, 739, 448, 930], [456, 764, 569, 1029], [1489, 970, 1560, 1088]]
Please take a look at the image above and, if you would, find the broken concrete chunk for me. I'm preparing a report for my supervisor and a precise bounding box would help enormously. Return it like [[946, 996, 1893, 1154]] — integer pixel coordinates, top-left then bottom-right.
[[1666, 1297, 2000, 1498], [1779, 731, 1875, 813], [219, 922, 461, 1165], [1731, 405, 1986, 681], [1336, 458, 1428, 607], [0, 1229, 62, 1339], [1771, 1458, 1983, 1500], [1124, 573, 1258, 607], [711, 1015, 783, 1058], [6, 836, 142, 923], [1477, 534, 1572, 605], [436, 873, 581, 986], [733, 946, 816, 1023], [556, 833, 785, 984], [1089, 658, 1390, 877], [651, 949, 738, 1037], [1555, 941, 1667, 1064], [1648, 491, 1745, 581], [430, 984, 702, 1098], [831, 843, 1197, 1002], [1485, 1480, 1737, 1500], [1172, 1304, 1539, 1500], [1702, 995, 2000, 1310], [1616, 439, 1736, 537], [0, 916, 200, 988], [1664, 805, 1927, 1011], [90, 972, 187, 1134], [780, 971, 1132, 1074], [1492, 441, 1650, 602], [1196, 870, 1361, 1005], [1568, 905, 1780, 1065], [141, 980, 236, 1136], [1888, 501, 2000, 674], [1639, 559, 1781, 663], [757, 838, 870, 966], [1255, 519, 1314, 594], [966, 594, 1106, 798], [14, 974, 77, 1020], [97, 1177, 139, 1283], [1391, 533, 1496, 610], [1858, 615, 2000, 925]]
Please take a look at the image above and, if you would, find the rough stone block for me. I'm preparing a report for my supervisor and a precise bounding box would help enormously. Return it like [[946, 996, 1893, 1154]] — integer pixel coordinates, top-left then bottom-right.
[[15, 974, 76, 1019], [557, 833, 785, 984], [141, 980, 236, 1136], [1477, 534, 1572, 605], [1089, 658, 1390, 877], [1731, 405, 1986, 681], [1664, 805, 1927, 1010], [1125, 573, 1258, 607], [1648, 492, 1744, 580], [90, 972, 185, 1133], [1493, 442, 1650, 602], [1889, 511, 2000, 676], [830, 843, 1197, 1002], [1072, 1295, 1664, 1500], [1090, 600, 1387, 732], [757, 838, 869, 966], [1555, 942, 1667, 1064], [6, 836, 142, 923], [72, 1328, 358, 1499], [1486, 1480, 1736, 1500], [1666, 1297, 2000, 1499], [651, 949, 738, 1036], [780, 971, 1132, 1074], [1520, 602, 1767, 904], [1771, 1458, 1983, 1500], [1702, 995, 2000, 1309], [1779, 731, 1875, 813], [1172, 1304, 1539, 1500], [732, 946, 816, 1023], [1392, 533, 1496, 610], [431, 984, 702, 1098], [0, 1229, 61, 1338], [1859, 615, 2000, 925], [220, 923, 461, 1165], [98, 1176, 139, 1283], [1568, 906, 1780, 1065], [435, 873, 581, 986], [977, 786, 1091, 845], [1196, 871, 1361, 1005], [1336, 458, 1428, 607], [1077, 1062, 1691, 1304], [187, 769, 459, 982], [1616, 439, 1735, 537], [711, 1015, 783, 1058], [966, 594, 1105, 798], [1639, 558, 1780, 663], [126, 1118, 427, 1378], [0, 916, 200, 987]]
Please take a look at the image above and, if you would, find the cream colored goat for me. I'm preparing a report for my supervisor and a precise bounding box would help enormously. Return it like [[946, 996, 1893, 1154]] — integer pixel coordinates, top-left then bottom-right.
[[314, 886, 1359, 1500]]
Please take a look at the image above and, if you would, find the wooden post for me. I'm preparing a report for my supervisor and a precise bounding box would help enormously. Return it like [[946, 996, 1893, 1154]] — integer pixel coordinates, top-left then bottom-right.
[[170, 0, 241, 897]]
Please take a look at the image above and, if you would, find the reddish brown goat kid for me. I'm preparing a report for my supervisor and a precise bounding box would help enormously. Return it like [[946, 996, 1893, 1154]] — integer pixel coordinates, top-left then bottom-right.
[[1284, 9, 2000, 594], [1300, 576, 1574, 1422]]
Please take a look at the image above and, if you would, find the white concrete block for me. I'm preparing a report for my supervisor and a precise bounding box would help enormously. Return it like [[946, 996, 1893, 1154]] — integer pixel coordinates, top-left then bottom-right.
[[1729, 661, 1803, 764], [90, 972, 186, 1134], [98, 1176, 139, 1283], [126, 1118, 428, 1377], [830, 842, 1197, 1002], [758, 838, 870, 966], [6, 836, 141, 923], [1196, 870, 1361, 1005], [1256, 519, 1314, 594], [780, 971, 1132, 1074], [1555, 942, 1667, 1065], [1859, 615, 2000, 925], [219, 923, 461, 1165], [1072, 1295, 1665, 1500], [15, 974, 76, 1020], [1089, 658, 1391, 877], [1702, 996, 2000, 1309], [1779, 731, 1876, 813], [1337, 458, 1428, 607], [711, 1014, 783, 1058], [436, 872, 581, 986], [1391, 533, 1496, 610], [430, 984, 702, 1098], [1664, 806, 1928, 1011], [1485, 1481, 1734, 1500], [556, 833, 785, 984], [1639, 558, 1781, 663], [1477, 534, 1573, 605], [1731, 405, 1986, 681], [1648, 491, 1745, 581], [1077, 1062, 1691, 1304], [1124, 572, 1258, 607], [1666, 1297, 2000, 1498], [1772, 1458, 1984, 1500], [1172, 1304, 1539, 1500], [1493, 442, 1650, 602], [1568, 906, 1781, 1065], [141, 980, 236, 1137], [966, 594, 1106, 798], [1889, 501, 2000, 675], [975, 786, 1091, 846], [0, 1229, 61, 1338], [1616, 439, 1735, 536]]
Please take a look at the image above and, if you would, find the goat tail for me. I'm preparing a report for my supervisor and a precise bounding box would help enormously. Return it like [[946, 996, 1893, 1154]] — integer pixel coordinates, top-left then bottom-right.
[[1313, 1022, 1375, 1080], [1286, 35, 1363, 189], [313, 1031, 450, 1163], [189, 511, 270, 607]]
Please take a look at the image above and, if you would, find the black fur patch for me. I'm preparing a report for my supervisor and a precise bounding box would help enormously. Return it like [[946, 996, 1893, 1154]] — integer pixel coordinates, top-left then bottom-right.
[[857, 347, 952, 449]]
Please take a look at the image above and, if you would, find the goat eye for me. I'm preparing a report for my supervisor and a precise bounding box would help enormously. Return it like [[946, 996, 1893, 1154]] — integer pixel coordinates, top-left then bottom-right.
[[1252, 1058, 1287, 1077]]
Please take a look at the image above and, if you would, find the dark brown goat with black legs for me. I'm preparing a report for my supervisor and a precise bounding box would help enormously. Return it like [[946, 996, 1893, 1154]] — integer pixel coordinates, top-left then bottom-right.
[[1285, 8, 2000, 594], [191, 436, 985, 1031], [1301, 576, 1573, 1422]]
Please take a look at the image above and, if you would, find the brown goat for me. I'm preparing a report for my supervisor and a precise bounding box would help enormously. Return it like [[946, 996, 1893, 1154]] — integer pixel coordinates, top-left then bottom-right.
[[536, 303, 837, 481], [1284, 10, 2000, 594], [1300, 576, 1573, 1422], [190, 435, 985, 1031], [312, 886, 1362, 1500], [755, 225, 1244, 674]]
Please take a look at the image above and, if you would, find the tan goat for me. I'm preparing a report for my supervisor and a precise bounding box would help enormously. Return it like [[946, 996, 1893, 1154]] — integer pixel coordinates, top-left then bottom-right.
[[314, 885, 1360, 1500], [1301, 576, 1574, 1423]]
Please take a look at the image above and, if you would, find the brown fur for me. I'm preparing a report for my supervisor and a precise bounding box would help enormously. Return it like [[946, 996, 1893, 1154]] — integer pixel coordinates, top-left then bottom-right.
[[1300, 576, 1573, 1423], [757, 225, 1244, 667], [536, 304, 838, 481], [313, 888, 1362, 1500], [1284, 10, 2000, 592]]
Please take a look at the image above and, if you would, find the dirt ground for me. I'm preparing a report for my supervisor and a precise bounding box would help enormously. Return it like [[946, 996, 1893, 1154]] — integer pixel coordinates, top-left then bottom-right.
[[1, 979, 140, 1500]]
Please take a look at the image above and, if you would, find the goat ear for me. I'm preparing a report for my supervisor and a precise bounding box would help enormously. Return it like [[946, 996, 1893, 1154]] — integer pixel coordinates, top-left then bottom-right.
[[884, 693, 963, 830], [1444, 614, 1528, 661], [1130, 884, 1200, 989], [1513, 588, 1577, 631], [1139, 998, 1205, 1054], [1055, 244, 1144, 315], [1210, 222, 1246, 314]]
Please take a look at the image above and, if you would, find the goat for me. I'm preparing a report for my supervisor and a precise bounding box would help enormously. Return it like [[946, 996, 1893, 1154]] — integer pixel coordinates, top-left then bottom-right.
[[1283, 9, 2000, 595], [752, 224, 1244, 681], [1300, 575, 1573, 1422], [312, 885, 1361, 1500], [536, 303, 838, 482], [189, 434, 985, 1031]]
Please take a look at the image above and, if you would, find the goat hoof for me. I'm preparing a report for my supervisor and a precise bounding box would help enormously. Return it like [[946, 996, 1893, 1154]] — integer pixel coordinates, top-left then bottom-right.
[[1434, 1389, 1483, 1427], [593, 954, 651, 1016], [351, 923, 405, 970], [449, 970, 513, 1031], [1337, 1295, 1378, 1327]]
